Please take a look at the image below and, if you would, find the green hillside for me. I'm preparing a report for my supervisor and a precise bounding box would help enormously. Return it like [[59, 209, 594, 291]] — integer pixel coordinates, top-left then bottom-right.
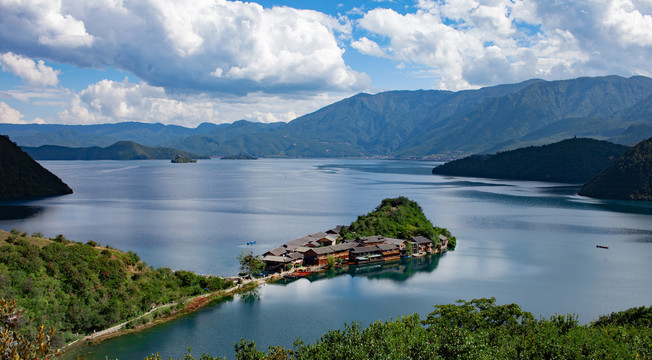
[[432, 138, 628, 183], [22, 141, 207, 160], [2, 76, 652, 158], [0, 135, 72, 200], [340, 196, 456, 247], [0, 230, 233, 345], [579, 137, 652, 200]]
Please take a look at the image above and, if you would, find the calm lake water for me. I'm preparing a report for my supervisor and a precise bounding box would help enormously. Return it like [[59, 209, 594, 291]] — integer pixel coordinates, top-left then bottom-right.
[[1, 159, 651, 359]]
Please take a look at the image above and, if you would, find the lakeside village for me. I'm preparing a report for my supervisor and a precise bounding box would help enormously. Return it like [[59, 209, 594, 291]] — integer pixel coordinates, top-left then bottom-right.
[[260, 226, 450, 277]]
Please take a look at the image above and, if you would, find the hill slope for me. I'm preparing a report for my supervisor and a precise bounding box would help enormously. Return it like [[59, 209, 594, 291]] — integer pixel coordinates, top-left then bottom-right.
[[2, 76, 652, 158], [22, 141, 207, 160], [432, 138, 629, 183], [579, 137, 652, 200], [0, 230, 233, 344], [340, 196, 456, 247], [0, 135, 72, 200]]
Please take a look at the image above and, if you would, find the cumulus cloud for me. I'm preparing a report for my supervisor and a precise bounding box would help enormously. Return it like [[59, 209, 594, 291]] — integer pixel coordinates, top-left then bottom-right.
[[0, 52, 60, 87], [603, 0, 652, 46], [56, 78, 345, 126], [0, 102, 24, 124], [0, 0, 368, 96], [354, 0, 652, 89]]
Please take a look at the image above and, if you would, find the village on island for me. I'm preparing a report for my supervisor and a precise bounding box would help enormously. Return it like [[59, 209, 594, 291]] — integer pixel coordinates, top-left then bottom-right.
[[260, 225, 450, 277]]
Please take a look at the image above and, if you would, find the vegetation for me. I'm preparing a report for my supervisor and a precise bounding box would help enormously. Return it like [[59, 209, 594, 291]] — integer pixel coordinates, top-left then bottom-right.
[[0, 135, 73, 200], [340, 197, 456, 248], [0, 299, 59, 360], [579, 137, 652, 200], [171, 154, 197, 163], [22, 141, 207, 161], [141, 298, 652, 360], [432, 138, 629, 183], [0, 230, 233, 346], [4, 76, 652, 158], [221, 154, 258, 160], [237, 251, 264, 277]]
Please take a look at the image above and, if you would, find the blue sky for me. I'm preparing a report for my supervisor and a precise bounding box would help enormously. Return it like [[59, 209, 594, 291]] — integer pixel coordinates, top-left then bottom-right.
[[1, 0, 652, 127]]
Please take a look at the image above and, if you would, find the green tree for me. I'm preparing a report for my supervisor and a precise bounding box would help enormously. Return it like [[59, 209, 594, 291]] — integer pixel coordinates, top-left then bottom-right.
[[237, 251, 263, 276], [326, 255, 335, 270]]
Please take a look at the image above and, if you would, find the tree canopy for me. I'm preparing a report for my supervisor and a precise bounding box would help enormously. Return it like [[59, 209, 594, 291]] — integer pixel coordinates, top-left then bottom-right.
[[340, 197, 456, 247]]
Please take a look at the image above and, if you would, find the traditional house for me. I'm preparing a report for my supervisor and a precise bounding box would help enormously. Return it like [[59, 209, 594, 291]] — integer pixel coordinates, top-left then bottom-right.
[[304, 242, 358, 266], [410, 236, 434, 254], [264, 246, 287, 257], [262, 255, 293, 272], [350, 245, 384, 265], [382, 237, 411, 256], [356, 236, 388, 246], [326, 225, 348, 235], [437, 234, 449, 252], [377, 243, 400, 261]]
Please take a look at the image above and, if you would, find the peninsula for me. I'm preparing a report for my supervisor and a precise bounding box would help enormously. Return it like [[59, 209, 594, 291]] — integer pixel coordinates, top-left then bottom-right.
[[261, 197, 456, 274], [579, 137, 652, 200], [432, 138, 628, 183], [0, 135, 72, 200]]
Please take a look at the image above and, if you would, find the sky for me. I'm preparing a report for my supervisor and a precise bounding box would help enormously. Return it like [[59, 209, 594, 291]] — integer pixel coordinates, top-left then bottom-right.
[[1, 0, 652, 127]]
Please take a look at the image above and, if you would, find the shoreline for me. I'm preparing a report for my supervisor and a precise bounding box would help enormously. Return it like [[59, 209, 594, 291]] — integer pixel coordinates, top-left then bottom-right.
[[62, 272, 287, 352]]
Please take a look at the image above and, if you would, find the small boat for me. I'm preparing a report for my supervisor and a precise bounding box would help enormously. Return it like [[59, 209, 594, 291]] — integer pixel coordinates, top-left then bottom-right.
[[246, 241, 256, 245], [596, 245, 609, 249]]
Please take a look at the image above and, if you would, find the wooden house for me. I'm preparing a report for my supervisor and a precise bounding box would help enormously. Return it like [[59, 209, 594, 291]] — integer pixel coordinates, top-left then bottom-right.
[[410, 236, 434, 254]]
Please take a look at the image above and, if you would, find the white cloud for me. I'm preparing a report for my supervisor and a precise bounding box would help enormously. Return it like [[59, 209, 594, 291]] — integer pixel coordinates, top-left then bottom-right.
[[351, 37, 387, 57], [603, 0, 652, 46], [0, 0, 93, 49], [0, 0, 368, 96], [0, 102, 24, 123], [354, 0, 652, 89], [55, 78, 348, 127], [0, 52, 60, 87]]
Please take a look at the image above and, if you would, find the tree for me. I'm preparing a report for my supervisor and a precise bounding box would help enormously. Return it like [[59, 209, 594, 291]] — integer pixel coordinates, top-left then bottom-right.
[[237, 251, 263, 276], [326, 255, 335, 270], [0, 299, 60, 360]]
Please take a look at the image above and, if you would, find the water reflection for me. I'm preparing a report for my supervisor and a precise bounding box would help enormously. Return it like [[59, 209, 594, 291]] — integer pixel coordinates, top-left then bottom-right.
[[0, 205, 44, 220], [278, 254, 443, 285]]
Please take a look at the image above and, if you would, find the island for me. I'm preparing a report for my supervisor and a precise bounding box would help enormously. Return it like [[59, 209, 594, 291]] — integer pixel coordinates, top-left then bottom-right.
[[0, 135, 73, 200], [171, 154, 197, 163], [221, 153, 258, 160], [579, 137, 652, 200], [432, 138, 628, 183], [261, 197, 456, 274]]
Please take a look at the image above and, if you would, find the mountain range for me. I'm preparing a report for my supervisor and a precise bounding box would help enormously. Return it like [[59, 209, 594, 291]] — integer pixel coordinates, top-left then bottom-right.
[[22, 141, 206, 161], [2, 75, 652, 159]]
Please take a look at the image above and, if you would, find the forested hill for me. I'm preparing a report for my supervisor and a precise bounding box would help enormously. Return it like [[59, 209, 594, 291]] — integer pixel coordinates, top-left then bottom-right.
[[340, 196, 456, 247], [0, 230, 233, 345], [0, 135, 72, 200], [579, 137, 652, 200], [22, 140, 207, 160], [2, 76, 652, 158], [432, 138, 629, 183]]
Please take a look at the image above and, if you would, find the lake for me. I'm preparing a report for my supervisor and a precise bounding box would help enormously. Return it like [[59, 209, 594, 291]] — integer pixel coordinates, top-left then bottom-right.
[[1, 159, 651, 359]]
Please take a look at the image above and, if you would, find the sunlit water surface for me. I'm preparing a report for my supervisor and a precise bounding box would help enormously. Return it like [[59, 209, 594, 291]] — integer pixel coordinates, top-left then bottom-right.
[[1, 159, 651, 359]]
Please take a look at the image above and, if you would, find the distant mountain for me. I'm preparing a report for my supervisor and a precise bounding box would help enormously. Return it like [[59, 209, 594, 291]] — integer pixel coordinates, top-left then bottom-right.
[[2, 76, 652, 158], [22, 141, 207, 160], [0, 135, 72, 200], [432, 138, 628, 183], [579, 137, 652, 200], [0, 122, 220, 148]]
